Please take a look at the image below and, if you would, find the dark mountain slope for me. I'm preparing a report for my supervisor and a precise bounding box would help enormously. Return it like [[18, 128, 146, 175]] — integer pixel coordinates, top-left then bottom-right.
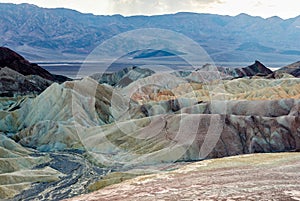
[[0, 47, 70, 96], [0, 47, 54, 80], [276, 61, 300, 77]]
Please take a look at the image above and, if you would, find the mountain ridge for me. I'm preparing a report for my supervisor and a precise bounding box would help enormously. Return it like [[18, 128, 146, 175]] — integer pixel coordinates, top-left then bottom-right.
[[0, 3, 299, 62]]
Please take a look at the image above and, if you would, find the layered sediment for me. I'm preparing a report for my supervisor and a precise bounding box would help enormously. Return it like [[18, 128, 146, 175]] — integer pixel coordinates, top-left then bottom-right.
[[1, 57, 300, 200]]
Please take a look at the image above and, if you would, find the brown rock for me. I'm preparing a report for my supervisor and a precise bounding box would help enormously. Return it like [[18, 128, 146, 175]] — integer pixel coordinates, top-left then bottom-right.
[[0, 67, 52, 96], [276, 61, 300, 77], [0, 47, 71, 85], [0, 47, 54, 81]]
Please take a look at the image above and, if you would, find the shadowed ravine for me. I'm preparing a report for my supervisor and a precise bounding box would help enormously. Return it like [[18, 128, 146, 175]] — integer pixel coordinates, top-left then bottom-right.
[[10, 151, 109, 201]]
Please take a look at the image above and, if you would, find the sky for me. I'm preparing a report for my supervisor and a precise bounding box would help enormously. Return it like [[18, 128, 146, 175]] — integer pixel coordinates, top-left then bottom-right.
[[0, 0, 299, 19]]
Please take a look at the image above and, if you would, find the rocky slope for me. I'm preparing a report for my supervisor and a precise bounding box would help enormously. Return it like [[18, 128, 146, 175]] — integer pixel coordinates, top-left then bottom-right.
[[276, 61, 300, 77], [64, 152, 300, 201], [90, 66, 155, 87], [169, 60, 274, 83], [221, 60, 273, 77], [0, 136, 110, 201], [0, 134, 63, 199], [0, 47, 54, 81], [0, 47, 70, 96], [0, 67, 52, 96]]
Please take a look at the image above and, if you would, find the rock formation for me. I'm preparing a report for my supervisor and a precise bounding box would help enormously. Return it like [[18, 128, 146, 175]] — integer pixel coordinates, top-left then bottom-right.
[[0, 47, 54, 81], [196, 60, 273, 79], [275, 61, 300, 77], [0, 47, 71, 97], [0, 67, 52, 96], [90, 66, 155, 87], [1, 58, 300, 200], [0, 134, 63, 199]]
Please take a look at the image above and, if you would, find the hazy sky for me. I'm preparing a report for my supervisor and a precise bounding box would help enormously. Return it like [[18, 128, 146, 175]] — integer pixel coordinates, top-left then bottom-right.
[[0, 0, 299, 19]]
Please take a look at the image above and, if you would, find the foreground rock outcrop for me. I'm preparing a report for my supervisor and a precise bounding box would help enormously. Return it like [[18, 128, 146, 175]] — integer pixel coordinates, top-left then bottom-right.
[[64, 152, 300, 201]]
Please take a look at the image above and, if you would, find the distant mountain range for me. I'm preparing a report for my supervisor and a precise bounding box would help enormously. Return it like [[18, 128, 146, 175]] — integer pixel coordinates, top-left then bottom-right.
[[0, 3, 299, 63]]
